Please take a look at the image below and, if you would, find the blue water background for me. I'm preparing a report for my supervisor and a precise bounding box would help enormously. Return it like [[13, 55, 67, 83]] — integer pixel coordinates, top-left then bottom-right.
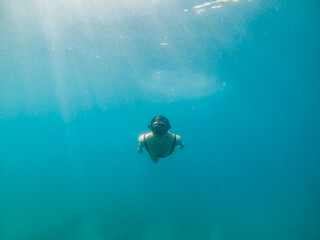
[[0, 0, 319, 239]]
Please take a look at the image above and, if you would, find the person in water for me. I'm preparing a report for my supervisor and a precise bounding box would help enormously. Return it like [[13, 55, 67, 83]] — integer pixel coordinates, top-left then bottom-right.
[[138, 115, 184, 163]]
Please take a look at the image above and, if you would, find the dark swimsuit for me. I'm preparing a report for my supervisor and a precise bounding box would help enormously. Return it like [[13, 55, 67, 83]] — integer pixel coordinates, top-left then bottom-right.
[[144, 134, 176, 158]]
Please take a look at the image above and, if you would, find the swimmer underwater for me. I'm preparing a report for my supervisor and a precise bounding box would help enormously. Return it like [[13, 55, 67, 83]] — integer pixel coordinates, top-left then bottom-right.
[[138, 116, 184, 163]]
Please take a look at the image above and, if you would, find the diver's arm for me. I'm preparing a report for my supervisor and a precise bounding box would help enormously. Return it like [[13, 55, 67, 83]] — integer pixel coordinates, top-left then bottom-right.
[[138, 135, 145, 153], [175, 135, 184, 149]]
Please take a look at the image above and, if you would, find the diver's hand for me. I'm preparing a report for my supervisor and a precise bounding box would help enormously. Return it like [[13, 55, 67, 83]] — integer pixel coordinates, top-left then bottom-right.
[[175, 136, 184, 149], [138, 136, 145, 153]]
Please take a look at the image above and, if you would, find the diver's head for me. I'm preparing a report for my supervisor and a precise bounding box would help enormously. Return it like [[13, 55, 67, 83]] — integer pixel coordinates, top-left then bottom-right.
[[148, 115, 171, 136]]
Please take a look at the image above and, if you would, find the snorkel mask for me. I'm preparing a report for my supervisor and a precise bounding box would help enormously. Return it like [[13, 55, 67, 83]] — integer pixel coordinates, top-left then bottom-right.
[[148, 116, 171, 136]]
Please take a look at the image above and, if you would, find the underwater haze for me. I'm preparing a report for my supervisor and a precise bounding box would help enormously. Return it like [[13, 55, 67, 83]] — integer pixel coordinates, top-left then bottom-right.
[[1, 0, 320, 239]]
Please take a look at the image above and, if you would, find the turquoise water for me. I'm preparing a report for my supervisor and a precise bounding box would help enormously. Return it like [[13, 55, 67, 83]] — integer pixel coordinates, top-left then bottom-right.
[[1, 0, 319, 239]]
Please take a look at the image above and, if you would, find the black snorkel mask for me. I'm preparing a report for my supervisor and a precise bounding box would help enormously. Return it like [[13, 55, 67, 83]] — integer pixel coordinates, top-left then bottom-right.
[[149, 122, 170, 136], [148, 116, 171, 136]]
